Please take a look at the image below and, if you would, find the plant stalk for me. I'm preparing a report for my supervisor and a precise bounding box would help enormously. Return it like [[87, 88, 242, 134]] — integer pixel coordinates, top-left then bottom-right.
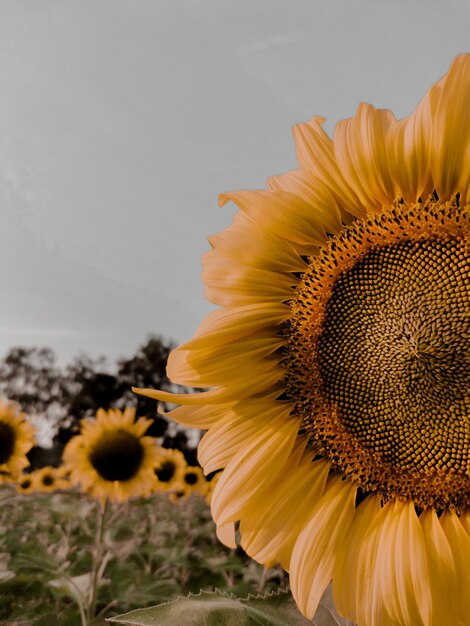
[[86, 497, 108, 625]]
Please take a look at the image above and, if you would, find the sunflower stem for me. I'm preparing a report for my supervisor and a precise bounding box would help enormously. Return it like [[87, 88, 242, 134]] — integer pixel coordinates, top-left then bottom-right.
[[86, 497, 108, 625]]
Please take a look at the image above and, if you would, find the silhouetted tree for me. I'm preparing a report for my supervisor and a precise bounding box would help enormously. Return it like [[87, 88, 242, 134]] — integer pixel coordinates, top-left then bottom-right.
[[117, 335, 175, 416], [117, 335, 201, 453], [0, 347, 63, 415]]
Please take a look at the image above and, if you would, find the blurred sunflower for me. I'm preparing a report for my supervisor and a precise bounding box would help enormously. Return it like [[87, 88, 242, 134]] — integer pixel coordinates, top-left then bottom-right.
[[16, 474, 35, 495], [63, 408, 159, 502], [0, 399, 35, 480], [182, 465, 207, 496], [35, 466, 68, 493], [152, 447, 186, 492], [167, 482, 189, 503], [137, 55, 470, 626]]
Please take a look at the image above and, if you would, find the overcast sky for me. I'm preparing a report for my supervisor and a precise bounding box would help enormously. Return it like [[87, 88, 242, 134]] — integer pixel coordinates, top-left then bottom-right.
[[0, 0, 468, 366]]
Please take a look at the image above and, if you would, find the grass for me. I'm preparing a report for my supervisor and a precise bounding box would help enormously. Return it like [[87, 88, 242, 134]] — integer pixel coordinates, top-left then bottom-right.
[[0, 486, 285, 625]]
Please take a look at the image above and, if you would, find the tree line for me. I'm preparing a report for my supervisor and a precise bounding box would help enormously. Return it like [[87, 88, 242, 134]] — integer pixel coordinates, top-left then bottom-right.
[[0, 336, 199, 469]]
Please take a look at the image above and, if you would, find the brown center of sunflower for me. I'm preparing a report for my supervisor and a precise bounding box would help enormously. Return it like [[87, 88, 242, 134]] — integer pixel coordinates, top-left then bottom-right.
[[0, 422, 15, 464], [155, 460, 176, 482], [89, 429, 144, 482], [20, 478, 31, 489], [285, 198, 470, 511], [42, 474, 54, 486], [184, 471, 198, 485]]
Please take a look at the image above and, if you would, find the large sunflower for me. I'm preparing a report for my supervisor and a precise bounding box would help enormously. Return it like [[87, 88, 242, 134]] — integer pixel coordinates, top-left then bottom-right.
[[0, 399, 35, 480], [63, 408, 159, 502], [137, 55, 470, 626]]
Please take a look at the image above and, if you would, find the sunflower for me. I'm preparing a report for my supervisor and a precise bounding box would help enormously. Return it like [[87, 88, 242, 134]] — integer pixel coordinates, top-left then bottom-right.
[[182, 465, 207, 496], [35, 466, 69, 493], [152, 447, 186, 492], [167, 481, 190, 503], [137, 55, 470, 626], [16, 474, 36, 495], [0, 399, 35, 480], [63, 408, 160, 503]]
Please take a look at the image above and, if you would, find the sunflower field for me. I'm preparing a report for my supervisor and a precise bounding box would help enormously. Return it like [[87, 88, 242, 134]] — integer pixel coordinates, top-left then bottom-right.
[[0, 398, 350, 625]]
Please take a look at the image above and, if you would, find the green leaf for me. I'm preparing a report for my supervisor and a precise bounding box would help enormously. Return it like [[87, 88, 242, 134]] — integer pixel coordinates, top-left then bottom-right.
[[47, 572, 91, 605], [107, 587, 352, 625], [107, 587, 356, 626]]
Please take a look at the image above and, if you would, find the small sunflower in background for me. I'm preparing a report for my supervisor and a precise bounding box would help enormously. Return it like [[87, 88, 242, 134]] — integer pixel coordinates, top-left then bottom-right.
[[16, 474, 36, 495], [182, 465, 207, 496], [137, 55, 470, 626], [35, 466, 68, 493], [152, 447, 186, 492], [0, 399, 35, 480], [63, 407, 159, 503], [167, 482, 189, 503]]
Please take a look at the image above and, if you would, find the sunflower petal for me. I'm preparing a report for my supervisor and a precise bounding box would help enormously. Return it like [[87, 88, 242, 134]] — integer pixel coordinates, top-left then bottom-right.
[[293, 115, 364, 218], [441, 511, 470, 622], [420, 508, 462, 625], [429, 54, 470, 200], [240, 454, 330, 570], [332, 495, 381, 622], [333, 103, 395, 211], [210, 412, 299, 526], [387, 88, 433, 203], [383, 502, 431, 626], [289, 475, 356, 620], [267, 169, 344, 233], [219, 189, 329, 247]]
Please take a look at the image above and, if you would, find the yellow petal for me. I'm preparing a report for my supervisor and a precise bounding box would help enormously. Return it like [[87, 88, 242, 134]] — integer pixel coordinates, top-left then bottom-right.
[[133, 386, 237, 405], [216, 521, 237, 549], [289, 475, 356, 620], [210, 412, 299, 526], [333, 103, 395, 212], [332, 494, 381, 622], [293, 115, 364, 218], [202, 255, 297, 307], [198, 399, 293, 474], [267, 169, 344, 233], [219, 189, 329, 247], [208, 211, 308, 273], [187, 303, 291, 348], [441, 511, 470, 622], [420, 508, 462, 626], [378, 501, 431, 626], [429, 54, 470, 200], [240, 455, 330, 570], [167, 335, 284, 387], [459, 509, 470, 537], [387, 88, 433, 203], [164, 402, 234, 429]]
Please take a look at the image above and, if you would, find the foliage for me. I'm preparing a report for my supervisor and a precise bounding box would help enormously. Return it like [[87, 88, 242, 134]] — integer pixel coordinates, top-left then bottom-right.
[[108, 589, 313, 625], [0, 487, 285, 624], [108, 588, 354, 626]]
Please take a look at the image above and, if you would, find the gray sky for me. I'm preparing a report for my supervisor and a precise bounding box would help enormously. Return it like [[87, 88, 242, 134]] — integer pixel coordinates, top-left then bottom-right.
[[1, 0, 468, 366]]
